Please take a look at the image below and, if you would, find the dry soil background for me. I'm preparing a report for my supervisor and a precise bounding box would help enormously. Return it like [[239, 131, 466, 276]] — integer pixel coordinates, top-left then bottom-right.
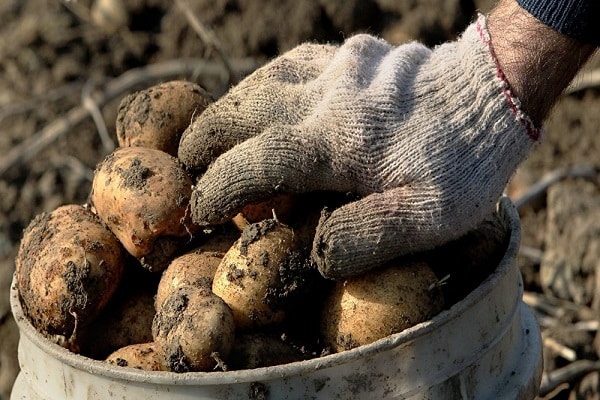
[[0, 0, 599, 399]]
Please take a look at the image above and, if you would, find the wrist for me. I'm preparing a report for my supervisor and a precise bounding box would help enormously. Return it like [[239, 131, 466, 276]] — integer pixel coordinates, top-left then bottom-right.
[[486, 0, 595, 125]]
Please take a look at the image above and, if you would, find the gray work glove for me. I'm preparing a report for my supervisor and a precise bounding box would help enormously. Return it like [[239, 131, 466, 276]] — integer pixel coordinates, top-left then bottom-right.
[[178, 16, 539, 279]]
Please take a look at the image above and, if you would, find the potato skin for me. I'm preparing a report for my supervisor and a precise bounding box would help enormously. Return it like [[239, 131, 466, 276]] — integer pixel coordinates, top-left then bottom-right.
[[321, 261, 444, 352], [152, 285, 235, 372], [90, 146, 199, 272], [116, 81, 213, 156], [155, 230, 238, 311], [212, 220, 305, 330], [155, 250, 222, 312], [15, 204, 125, 343], [106, 342, 167, 371]]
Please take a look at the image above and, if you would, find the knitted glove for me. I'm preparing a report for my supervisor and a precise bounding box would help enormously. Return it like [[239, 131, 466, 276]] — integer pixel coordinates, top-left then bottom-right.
[[178, 16, 539, 279]]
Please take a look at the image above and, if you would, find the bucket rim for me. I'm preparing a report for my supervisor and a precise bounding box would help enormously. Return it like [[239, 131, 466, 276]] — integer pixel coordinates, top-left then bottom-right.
[[10, 196, 521, 385]]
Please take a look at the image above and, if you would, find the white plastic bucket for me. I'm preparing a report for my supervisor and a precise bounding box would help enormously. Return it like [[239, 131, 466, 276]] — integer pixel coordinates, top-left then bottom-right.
[[10, 197, 542, 400]]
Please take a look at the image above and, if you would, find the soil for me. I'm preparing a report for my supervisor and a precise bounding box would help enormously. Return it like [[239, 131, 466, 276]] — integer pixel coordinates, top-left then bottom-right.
[[1, 0, 599, 399]]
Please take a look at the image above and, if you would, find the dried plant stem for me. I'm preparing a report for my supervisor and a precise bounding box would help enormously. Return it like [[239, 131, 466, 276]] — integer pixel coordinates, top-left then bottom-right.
[[513, 164, 599, 211], [539, 360, 600, 397], [175, 0, 239, 85]]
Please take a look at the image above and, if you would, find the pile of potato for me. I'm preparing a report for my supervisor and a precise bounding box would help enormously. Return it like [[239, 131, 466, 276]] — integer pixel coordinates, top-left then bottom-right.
[[14, 80, 506, 373]]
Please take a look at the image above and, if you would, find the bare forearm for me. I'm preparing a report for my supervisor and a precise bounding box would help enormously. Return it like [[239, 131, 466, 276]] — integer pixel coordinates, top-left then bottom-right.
[[487, 0, 595, 125]]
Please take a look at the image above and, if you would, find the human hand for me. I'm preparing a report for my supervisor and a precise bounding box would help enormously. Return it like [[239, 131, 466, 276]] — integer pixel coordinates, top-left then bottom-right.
[[178, 16, 538, 279]]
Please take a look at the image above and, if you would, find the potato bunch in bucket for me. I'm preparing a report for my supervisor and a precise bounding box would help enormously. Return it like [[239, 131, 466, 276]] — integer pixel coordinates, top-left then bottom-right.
[[15, 80, 506, 373]]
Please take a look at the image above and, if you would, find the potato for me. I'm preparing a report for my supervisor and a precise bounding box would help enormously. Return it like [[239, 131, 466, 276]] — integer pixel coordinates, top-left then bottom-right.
[[231, 194, 295, 231], [156, 251, 221, 312], [90, 146, 199, 272], [116, 81, 213, 156], [152, 285, 235, 372], [321, 260, 444, 352], [15, 204, 125, 346], [106, 342, 167, 371], [212, 219, 311, 330], [155, 230, 238, 311]]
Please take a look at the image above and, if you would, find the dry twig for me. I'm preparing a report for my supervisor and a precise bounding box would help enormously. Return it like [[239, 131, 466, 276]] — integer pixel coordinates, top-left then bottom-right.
[[538, 360, 600, 397], [523, 291, 598, 322], [0, 57, 259, 178], [566, 67, 600, 94], [175, 0, 240, 85], [513, 164, 599, 211], [518, 244, 544, 263], [81, 79, 115, 152], [542, 335, 577, 362], [59, 0, 92, 24]]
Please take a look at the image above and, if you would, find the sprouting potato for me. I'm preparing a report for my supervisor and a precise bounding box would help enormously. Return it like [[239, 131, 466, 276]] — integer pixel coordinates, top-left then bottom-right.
[[231, 194, 295, 231]]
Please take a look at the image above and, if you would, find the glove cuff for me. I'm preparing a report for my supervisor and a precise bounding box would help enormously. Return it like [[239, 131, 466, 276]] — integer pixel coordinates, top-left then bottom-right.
[[475, 14, 543, 142]]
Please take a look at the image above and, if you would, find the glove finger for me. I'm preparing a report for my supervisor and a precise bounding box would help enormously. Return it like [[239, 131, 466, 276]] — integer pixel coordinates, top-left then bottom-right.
[[178, 43, 336, 171], [312, 186, 486, 280], [190, 126, 352, 225]]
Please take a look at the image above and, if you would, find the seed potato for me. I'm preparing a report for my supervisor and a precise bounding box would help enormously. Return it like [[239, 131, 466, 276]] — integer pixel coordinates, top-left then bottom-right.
[[231, 194, 295, 231], [155, 230, 238, 311], [156, 251, 222, 312], [79, 282, 156, 359], [228, 332, 307, 370]]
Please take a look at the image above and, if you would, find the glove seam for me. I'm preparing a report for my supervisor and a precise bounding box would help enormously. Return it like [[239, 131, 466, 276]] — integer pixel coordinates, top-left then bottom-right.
[[476, 15, 543, 142]]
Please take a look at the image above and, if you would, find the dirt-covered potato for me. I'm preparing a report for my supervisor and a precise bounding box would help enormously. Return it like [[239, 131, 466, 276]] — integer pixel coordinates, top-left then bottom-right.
[[90, 146, 199, 272], [15, 204, 125, 346], [106, 342, 167, 371], [152, 285, 235, 372], [156, 251, 221, 311], [212, 219, 312, 330], [321, 261, 444, 352], [116, 81, 213, 156], [155, 230, 238, 311]]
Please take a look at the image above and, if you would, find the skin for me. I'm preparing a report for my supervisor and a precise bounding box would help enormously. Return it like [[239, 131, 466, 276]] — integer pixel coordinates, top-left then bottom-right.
[[487, 0, 596, 126]]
